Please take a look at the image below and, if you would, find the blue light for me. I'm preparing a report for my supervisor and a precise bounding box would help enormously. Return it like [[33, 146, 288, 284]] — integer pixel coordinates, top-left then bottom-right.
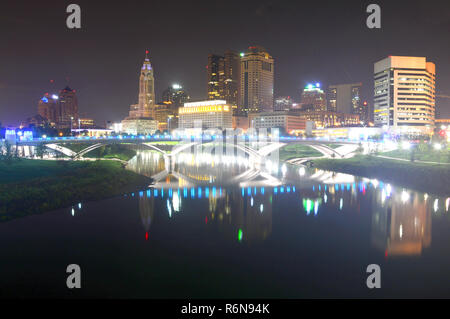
[[41, 97, 49, 103], [154, 189, 158, 197], [191, 188, 195, 198]]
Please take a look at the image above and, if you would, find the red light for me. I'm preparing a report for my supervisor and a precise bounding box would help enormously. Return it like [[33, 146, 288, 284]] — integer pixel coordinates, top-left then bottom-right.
[[439, 130, 446, 137], [145, 232, 149, 240], [363, 101, 368, 106], [145, 50, 149, 54], [205, 216, 208, 224]]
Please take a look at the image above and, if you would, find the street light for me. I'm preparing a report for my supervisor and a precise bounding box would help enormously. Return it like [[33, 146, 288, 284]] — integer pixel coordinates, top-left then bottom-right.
[[70, 116, 74, 136]]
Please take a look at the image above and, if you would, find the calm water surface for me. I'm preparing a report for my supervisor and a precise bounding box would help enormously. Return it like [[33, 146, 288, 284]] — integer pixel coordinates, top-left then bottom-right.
[[1, 150, 450, 298]]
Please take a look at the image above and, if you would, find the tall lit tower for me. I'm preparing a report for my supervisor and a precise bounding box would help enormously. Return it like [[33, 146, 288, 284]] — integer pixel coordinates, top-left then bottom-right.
[[239, 46, 274, 114], [122, 51, 158, 135], [130, 50, 156, 118]]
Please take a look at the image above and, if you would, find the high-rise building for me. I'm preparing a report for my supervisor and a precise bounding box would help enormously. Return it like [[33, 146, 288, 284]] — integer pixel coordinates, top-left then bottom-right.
[[374, 56, 435, 133], [223, 50, 240, 110], [206, 51, 240, 111], [122, 52, 158, 135], [58, 86, 79, 127], [207, 54, 224, 101], [37, 93, 59, 124], [240, 46, 274, 114], [327, 83, 366, 123], [160, 84, 189, 131], [128, 51, 155, 119], [301, 83, 326, 111]]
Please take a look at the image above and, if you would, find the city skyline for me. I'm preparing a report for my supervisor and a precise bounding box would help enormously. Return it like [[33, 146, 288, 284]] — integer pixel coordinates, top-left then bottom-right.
[[1, 0, 450, 126]]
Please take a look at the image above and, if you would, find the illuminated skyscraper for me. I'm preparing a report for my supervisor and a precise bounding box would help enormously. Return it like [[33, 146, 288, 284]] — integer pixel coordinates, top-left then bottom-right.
[[37, 93, 59, 124], [301, 83, 326, 111], [374, 56, 435, 134], [58, 86, 79, 126], [122, 51, 158, 135], [240, 46, 274, 114], [207, 50, 240, 111], [207, 54, 223, 101], [128, 51, 155, 119]]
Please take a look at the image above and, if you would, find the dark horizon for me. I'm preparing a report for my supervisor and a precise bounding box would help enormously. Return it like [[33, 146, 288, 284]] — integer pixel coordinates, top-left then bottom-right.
[[1, 0, 449, 126]]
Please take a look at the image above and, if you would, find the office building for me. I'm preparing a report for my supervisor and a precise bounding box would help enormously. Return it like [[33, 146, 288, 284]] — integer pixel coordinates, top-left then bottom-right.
[[301, 83, 326, 111], [179, 100, 232, 130], [240, 46, 274, 114], [327, 82, 367, 123], [37, 93, 60, 124], [58, 86, 79, 127], [249, 111, 306, 133], [374, 56, 435, 134], [207, 51, 240, 111]]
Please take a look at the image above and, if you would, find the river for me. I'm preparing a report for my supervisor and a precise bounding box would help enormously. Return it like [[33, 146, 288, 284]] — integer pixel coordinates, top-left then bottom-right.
[[1, 149, 449, 298]]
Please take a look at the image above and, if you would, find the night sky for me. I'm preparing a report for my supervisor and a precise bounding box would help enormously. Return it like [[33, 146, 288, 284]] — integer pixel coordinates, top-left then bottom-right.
[[0, 0, 449, 126]]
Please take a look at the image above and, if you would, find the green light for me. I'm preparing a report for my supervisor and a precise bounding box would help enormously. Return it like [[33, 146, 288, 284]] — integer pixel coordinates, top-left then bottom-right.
[[240, 52, 244, 57], [238, 229, 243, 242]]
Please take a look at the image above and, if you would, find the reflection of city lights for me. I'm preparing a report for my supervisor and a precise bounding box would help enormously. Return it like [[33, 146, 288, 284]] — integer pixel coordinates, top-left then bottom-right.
[[386, 184, 392, 197], [371, 179, 378, 188], [399, 225, 403, 239], [434, 199, 439, 213], [299, 167, 306, 176], [238, 229, 243, 242], [260, 204, 264, 213], [250, 197, 254, 207], [71, 208, 75, 216], [281, 164, 287, 175], [303, 199, 312, 215], [424, 193, 428, 201], [339, 198, 343, 210], [401, 190, 410, 203], [446, 198, 449, 212], [381, 190, 386, 203], [78, 202, 82, 209], [314, 200, 319, 215], [173, 192, 180, 212], [167, 199, 172, 217], [324, 193, 327, 203]]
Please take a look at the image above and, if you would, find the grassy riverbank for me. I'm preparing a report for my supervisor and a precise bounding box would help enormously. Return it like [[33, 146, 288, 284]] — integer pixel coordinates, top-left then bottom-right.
[[0, 159, 152, 221], [279, 144, 322, 161], [311, 155, 450, 196]]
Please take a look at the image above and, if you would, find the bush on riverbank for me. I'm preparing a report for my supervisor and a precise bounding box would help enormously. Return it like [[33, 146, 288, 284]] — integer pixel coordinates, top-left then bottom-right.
[[0, 160, 152, 221], [312, 155, 450, 196]]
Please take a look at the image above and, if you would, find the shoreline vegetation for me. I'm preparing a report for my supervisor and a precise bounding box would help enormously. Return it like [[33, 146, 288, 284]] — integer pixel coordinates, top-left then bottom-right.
[[0, 159, 152, 222], [310, 155, 450, 197]]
